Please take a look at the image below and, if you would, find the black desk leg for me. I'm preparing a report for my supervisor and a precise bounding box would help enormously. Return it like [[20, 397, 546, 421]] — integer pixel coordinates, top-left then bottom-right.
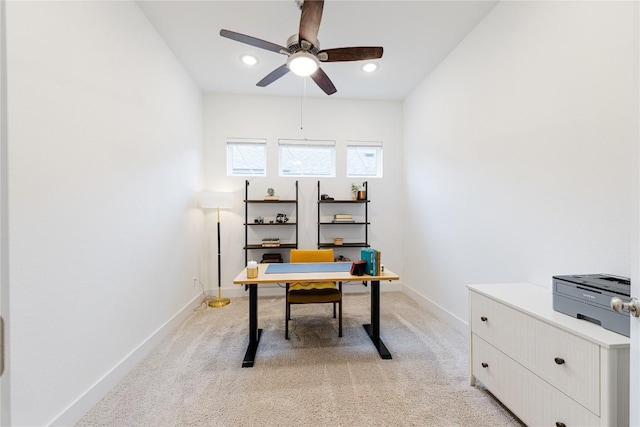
[[242, 283, 262, 367], [363, 279, 392, 359]]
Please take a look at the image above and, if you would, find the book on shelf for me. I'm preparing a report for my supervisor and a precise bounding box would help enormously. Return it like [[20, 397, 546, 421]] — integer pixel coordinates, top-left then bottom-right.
[[334, 214, 353, 219], [261, 238, 280, 247], [332, 219, 356, 223]]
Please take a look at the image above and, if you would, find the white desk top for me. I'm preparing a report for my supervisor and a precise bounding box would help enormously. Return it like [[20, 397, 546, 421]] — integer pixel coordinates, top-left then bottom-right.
[[233, 262, 400, 285]]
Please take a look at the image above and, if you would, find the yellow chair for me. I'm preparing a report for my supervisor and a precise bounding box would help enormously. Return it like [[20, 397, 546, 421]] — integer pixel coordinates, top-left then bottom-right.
[[286, 249, 342, 339]]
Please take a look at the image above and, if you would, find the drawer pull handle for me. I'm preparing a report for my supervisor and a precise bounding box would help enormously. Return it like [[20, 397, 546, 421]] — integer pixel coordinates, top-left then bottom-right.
[[480, 316, 488, 322], [555, 422, 566, 427], [554, 357, 565, 365], [481, 362, 489, 368]]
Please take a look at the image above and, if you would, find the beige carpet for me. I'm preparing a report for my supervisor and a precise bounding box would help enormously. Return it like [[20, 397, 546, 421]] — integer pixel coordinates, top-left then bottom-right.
[[77, 291, 522, 426]]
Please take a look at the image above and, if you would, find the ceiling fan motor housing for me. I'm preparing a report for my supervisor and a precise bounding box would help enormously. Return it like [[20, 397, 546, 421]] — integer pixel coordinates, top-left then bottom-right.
[[286, 33, 320, 55]]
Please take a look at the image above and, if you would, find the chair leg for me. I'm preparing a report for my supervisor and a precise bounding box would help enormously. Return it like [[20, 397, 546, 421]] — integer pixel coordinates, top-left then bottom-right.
[[333, 302, 337, 318]]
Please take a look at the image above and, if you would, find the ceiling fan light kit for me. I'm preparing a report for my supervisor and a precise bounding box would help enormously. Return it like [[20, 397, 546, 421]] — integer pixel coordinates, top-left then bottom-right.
[[219, 0, 384, 96], [287, 51, 319, 76]]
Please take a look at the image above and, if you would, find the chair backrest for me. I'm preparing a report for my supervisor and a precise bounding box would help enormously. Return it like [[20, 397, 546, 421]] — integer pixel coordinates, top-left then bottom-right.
[[290, 249, 334, 263]]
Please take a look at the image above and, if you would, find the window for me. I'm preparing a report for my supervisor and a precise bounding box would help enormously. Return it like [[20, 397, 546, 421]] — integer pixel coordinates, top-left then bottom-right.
[[227, 138, 266, 176], [278, 139, 335, 177], [347, 141, 383, 178]]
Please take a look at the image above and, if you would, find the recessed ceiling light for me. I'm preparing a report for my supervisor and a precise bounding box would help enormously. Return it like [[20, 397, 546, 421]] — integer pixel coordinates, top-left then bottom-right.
[[362, 63, 378, 73], [241, 54, 258, 66]]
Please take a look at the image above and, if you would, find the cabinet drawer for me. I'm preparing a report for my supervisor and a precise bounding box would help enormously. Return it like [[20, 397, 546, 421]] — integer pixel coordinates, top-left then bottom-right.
[[470, 291, 536, 367], [470, 291, 600, 413], [534, 319, 600, 414], [472, 334, 600, 427]]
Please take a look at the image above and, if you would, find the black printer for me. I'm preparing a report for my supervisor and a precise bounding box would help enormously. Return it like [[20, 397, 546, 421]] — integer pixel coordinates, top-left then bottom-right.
[[552, 274, 631, 337]]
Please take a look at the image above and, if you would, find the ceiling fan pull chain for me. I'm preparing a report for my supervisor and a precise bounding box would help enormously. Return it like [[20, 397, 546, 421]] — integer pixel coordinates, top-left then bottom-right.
[[300, 77, 307, 131]]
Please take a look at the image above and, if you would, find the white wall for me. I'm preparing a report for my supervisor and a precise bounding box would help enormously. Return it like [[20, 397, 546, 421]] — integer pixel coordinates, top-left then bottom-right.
[[203, 93, 403, 295], [7, 1, 203, 425], [403, 0, 637, 329], [0, 0, 8, 424]]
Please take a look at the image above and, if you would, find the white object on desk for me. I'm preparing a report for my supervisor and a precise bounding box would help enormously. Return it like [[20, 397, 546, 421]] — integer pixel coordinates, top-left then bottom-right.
[[468, 282, 629, 427], [247, 261, 258, 279]]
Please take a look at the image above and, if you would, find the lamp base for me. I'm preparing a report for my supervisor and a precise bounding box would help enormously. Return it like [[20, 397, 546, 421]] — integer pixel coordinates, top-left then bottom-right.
[[208, 297, 231, 308]]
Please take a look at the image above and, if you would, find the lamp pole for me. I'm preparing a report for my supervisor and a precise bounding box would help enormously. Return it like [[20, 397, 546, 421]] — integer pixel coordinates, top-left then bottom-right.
[[200, 191, 232, 308], [209, 205, 230, 307]]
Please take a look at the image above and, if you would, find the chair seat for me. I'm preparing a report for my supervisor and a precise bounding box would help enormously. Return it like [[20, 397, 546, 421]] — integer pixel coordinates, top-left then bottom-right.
[[289, 281, 336, 291], [288, 287, 341, 304]]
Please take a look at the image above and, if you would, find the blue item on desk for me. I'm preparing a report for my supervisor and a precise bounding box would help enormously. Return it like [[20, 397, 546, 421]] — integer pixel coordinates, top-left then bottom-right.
[[265, 262, 352, 274]]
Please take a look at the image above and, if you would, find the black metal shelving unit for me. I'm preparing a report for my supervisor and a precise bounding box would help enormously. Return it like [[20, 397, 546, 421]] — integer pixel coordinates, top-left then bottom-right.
[[317, 180, 370, 250], [244, 180, 298, 265]]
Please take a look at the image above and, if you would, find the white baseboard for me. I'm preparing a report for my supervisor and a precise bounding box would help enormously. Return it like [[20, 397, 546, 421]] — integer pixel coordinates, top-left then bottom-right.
[[49, 294, 203, 426], [401, 284, 467, 336]]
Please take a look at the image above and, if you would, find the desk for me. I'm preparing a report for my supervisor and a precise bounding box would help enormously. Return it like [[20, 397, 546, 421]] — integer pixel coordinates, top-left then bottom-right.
[[233, 263, 400, 367]]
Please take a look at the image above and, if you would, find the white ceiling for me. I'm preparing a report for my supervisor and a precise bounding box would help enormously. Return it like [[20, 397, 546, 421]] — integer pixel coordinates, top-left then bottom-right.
[[137, 0, 498, 101]]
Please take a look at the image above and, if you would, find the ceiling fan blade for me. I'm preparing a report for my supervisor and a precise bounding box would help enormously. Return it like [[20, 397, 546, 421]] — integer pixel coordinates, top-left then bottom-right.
[[220, 29, 288, 54], [318, 47, 384, 62], [256, 64, 290, 87], [299, 0, 324, 47], [310, 67, 336, 96]]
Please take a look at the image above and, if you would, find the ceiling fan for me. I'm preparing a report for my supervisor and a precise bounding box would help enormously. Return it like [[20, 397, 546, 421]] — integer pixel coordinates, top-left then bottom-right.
[[220, 0, 383, 96]]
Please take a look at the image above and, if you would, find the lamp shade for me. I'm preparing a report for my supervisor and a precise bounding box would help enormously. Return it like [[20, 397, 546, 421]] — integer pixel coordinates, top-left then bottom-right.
[[200, 192, 233, 209]]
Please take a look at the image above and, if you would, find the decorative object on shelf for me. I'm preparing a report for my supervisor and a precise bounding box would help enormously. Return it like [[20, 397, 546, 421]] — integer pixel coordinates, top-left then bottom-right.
[[320, 194, 334, 200], [264, 187, 279, 201], [246, 260, 258, 279], [261, 253, 283, 263], [351, 183, 360, 200], [200, 191, 234, 308], [254, 216, 264, 224], [357, 189, 367, 200], [276, 213, 289, 223], [333, 237, 344, 245]]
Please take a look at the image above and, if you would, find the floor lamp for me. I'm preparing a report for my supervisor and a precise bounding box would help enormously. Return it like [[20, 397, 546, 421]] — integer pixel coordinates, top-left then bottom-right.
[[201, 191, 233, 308]]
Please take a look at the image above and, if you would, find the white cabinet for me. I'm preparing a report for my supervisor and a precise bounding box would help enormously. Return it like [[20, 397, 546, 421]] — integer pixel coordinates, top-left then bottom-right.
[[469, 283, 629, 427]]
